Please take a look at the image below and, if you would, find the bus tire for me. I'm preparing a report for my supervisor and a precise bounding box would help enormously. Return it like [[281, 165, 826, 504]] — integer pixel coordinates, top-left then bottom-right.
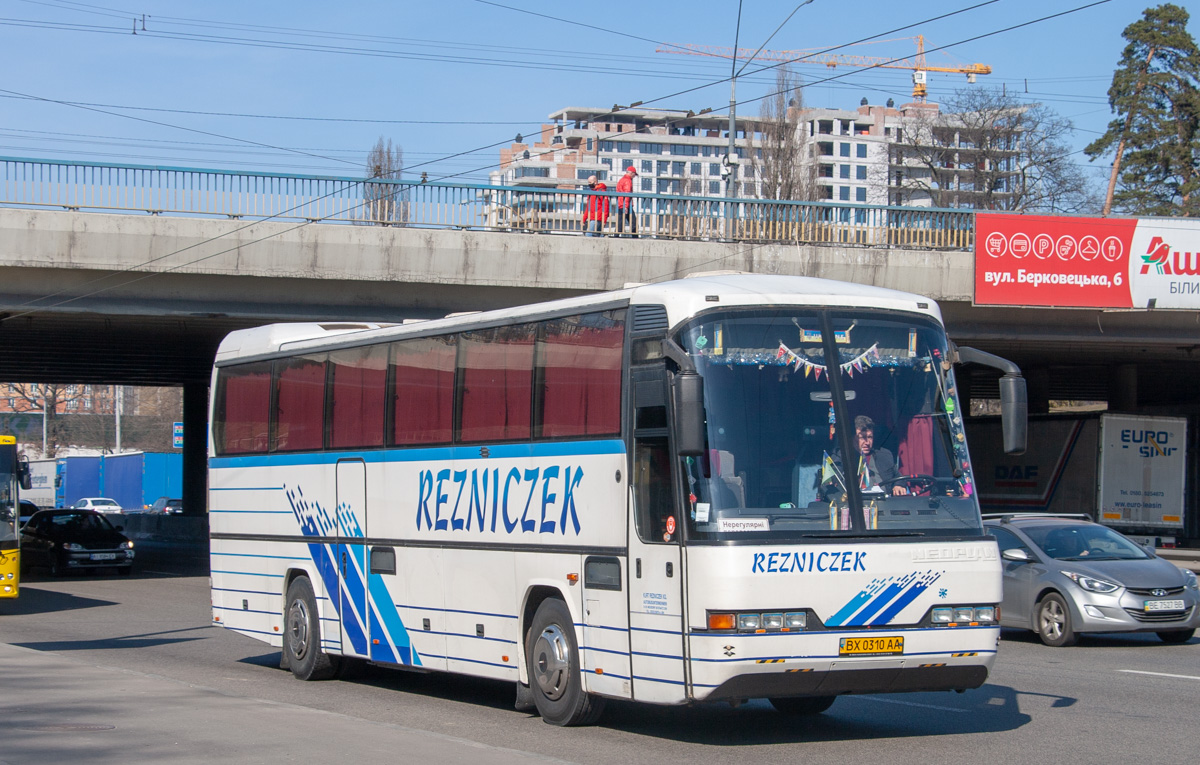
[[769, 695, 836, 715], [526, 597, 604, 726], [285, 576, 340, 680]]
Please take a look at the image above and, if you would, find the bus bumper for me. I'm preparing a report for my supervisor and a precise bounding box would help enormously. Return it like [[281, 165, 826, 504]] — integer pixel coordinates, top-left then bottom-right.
[[689, 626, 998, 702]]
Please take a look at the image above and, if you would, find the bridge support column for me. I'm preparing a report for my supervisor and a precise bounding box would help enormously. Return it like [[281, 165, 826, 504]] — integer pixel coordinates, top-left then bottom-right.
[[1026, 368, 1050, 415], [1109, 364, 1138, 412], [182, 382, 208, 516]]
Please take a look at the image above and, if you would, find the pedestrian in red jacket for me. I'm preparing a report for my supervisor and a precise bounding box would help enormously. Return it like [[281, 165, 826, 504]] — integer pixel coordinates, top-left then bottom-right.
[[616, 166, 638, 237], [581, 175, 608, 237]]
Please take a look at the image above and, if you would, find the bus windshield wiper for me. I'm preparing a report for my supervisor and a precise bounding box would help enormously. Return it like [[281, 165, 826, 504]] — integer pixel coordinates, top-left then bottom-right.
[[798, 530, 926, 538]]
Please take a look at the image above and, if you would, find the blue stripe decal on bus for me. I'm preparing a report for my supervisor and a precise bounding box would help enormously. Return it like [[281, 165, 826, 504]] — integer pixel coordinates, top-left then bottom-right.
[[211, 570, 286, 578], [631, 675, 688, 686], [581, 646, 631, 657], [213, 586, 279, 597], [367, 573, 419, 667], [580, 623, 629, 634], [870, 572, 941, 626], [395, 604, 518, 620], [212, 552, 310, 561], [211, 486, 285, 491], [210, 439, 625, 470], [426, 630, 516, 645], [368, 606, 399, 664]]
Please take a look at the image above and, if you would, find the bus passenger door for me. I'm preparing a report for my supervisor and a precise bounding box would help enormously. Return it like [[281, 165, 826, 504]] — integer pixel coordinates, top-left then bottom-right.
[[335, 459, 370, 658], [628, 435, 687, 703]]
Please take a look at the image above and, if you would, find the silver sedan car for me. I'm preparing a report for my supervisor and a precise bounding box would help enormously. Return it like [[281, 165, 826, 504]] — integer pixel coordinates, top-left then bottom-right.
[[984, 515, 1199, 646]]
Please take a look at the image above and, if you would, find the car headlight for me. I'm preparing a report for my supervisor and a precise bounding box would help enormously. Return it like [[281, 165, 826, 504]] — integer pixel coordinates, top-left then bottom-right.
[[1062, 571, 1120, 593], [123, 540, 134, 549], [1183, 569, 1198, 591], [62, 543, 85, 551]]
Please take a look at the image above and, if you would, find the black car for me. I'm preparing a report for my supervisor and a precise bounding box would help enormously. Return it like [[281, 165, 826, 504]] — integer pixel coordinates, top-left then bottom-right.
[[20, 509, 135, 576], [149, 497, 184, 515]]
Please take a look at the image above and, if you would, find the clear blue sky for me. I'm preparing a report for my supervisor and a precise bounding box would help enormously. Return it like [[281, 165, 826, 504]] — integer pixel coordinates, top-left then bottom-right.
[[0, 0, 1179, 186]]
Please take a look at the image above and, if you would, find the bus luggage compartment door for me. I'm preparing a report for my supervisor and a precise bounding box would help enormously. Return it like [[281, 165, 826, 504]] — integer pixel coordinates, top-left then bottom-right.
[[335, 459, 370, 659]]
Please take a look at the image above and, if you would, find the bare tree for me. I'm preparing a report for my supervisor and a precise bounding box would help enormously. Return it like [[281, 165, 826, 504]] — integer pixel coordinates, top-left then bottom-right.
[[364, 136, 408, 225], [752, 66, 819, 202], [891, 88, 1099, 213], [9, 383, 85, 457]]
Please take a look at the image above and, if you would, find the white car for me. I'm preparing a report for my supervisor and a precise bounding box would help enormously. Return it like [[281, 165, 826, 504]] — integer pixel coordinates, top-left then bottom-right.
[[72, 497, 123, 515]]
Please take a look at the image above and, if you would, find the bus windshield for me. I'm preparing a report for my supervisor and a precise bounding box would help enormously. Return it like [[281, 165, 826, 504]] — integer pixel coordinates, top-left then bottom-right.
[[679, 309, 981, 542], [0, 445, 18, 545]]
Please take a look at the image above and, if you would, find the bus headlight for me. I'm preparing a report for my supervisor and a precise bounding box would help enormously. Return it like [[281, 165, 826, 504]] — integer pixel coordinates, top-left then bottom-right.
[[737, 613, 761, 631], [932, 605, 998, 626], [707, 610, 808, 632]]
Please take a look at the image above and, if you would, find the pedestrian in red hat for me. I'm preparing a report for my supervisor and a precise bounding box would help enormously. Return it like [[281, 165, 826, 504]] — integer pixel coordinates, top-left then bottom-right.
[[616, 166, 638, 237]]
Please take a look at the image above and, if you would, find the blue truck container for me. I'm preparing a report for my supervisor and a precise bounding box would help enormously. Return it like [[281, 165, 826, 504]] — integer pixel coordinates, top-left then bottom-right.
[[54, 452, 182, 510], [102, 452, 183, 511], [55, 456, 101, 508]]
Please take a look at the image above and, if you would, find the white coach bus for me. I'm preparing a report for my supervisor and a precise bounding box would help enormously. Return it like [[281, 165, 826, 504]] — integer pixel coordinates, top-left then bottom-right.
[[208, 273, 1027, 725]]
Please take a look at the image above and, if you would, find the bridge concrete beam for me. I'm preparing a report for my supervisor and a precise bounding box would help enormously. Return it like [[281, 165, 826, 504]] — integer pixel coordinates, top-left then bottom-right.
[[0, 208, 975, 310]]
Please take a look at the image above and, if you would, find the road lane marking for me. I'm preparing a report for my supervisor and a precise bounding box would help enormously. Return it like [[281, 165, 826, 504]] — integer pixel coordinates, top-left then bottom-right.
[[1118, 670, 1200, 681], [856, 697, 969, 713]]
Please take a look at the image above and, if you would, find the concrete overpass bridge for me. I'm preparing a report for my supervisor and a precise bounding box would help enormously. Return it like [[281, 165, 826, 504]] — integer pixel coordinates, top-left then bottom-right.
[[2, 156, 1198, 529]]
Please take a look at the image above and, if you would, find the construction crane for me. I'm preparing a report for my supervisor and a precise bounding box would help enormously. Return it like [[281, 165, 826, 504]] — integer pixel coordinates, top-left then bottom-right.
[[657, 36, 991, 102]]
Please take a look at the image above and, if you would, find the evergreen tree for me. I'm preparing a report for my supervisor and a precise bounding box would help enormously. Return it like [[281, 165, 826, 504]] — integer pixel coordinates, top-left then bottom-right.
[[1085, 4, 1200, 216]]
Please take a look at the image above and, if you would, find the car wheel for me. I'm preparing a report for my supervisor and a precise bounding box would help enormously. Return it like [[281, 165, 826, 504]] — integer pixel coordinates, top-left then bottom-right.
[[1156, 629, 1195, 644], [525, 597, 604, 726], [284, 576, 340, 680], [769, 696, 837, 715], [1036, 593, 1077, 647]]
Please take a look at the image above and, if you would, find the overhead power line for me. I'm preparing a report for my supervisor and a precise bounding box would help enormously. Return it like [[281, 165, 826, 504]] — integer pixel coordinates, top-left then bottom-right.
[[1, 0, 1113, 319]]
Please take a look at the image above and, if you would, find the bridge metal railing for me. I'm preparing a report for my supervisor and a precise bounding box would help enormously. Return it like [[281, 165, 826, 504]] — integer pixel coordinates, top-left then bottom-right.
[[0, 156, 975, 250]]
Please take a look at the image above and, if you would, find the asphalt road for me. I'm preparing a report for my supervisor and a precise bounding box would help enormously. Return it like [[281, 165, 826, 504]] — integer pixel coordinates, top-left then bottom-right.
[[1, 546, 1197, 765]]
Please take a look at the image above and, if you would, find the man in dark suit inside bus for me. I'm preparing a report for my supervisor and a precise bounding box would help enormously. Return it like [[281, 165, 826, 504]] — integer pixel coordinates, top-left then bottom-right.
[[826, 415, 908, 497]]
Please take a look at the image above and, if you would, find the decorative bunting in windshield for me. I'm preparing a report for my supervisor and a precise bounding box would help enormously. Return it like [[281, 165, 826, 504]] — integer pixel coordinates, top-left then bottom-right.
[[775, 342, 880, 378]]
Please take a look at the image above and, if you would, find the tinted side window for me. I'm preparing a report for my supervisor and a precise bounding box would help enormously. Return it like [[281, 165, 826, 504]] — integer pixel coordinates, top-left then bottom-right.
[[987, 526, 1031, 554], [391, 336, 456, 445], [459, 325, 535, 443], [274, 356, 326, 452], [330, 345, 387, 449], [538, 310, 625, 438], [633, 436, 674, 544], [214, 361, 272, 454]]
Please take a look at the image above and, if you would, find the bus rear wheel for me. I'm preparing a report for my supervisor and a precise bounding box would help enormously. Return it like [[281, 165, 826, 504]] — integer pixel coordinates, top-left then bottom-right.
[[284, 576, 340, 680], [526, 597, 604, 726]]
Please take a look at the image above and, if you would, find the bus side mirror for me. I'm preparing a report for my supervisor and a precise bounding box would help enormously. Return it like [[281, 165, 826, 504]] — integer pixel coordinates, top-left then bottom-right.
[[954, 346, 1027, 456], [17, 457, 31, 491], [673, 371, 706, 457], [999, 374, 1027, 456]]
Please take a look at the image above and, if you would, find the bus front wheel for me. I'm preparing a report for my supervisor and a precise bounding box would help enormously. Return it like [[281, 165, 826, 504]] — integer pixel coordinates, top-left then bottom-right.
[[284, 576, 340, 680], [525, 597, 604, 726]]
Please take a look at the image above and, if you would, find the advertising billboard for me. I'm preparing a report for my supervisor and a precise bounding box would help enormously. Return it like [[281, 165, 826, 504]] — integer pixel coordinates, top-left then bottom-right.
[[975, 214, 1200, 309]]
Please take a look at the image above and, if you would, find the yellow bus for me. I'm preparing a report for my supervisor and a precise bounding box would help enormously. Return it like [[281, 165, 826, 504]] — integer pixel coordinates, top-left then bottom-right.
[[0, 435, 30, 598]]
